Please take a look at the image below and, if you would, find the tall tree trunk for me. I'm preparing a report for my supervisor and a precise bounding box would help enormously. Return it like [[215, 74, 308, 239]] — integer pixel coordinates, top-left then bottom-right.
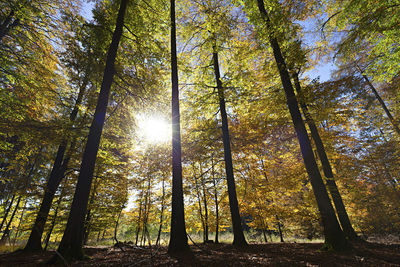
[[256, 0, 347, 251], [360, 71, 400, 136], [168, 0, 189, 254], [83, 176, 99, 245], [44, 190, 63, 251], [292, 72, 358, 240], [114, 208, 123, 244], [0, 194, 15, 232], [212, 46, 247, 247], [202, 181, 209, 243], [1, 195, 21, 241], [193, 166, 205, 242], [276, 216, 284, 243], [156, 178, 166, 246], [24, 141, 74, 251], [13, 199, 26, 246], [211, 158, 220, 244], [25, 55, 88, 252], [55, 0, 128, 261]]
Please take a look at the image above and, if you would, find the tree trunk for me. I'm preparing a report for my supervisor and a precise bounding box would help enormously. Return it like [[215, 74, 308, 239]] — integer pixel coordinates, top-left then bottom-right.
[[193, 166, 205, 242], [0, 194, 15, 232], [361, 72, 400, 137], [156, 178, 166, 246], [213, 46, 247, 247], [44, 192, 63, 251], [1, 195, 21, 241], [292, 72, 358, 240], [256, 0, 347, 251], [200, 164, 209, 242], [114, 208, 123, 244], [13, 199, 26, 246], [54, 0, 128, 261], [211, 159, 220, 244], [168, 0, 189, 254], [25, 55, 88, 252], [276, 216, 284, 243]]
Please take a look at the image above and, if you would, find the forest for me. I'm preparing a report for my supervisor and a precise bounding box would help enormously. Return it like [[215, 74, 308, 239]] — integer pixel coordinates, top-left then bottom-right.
[[0, 0, 399, 266]]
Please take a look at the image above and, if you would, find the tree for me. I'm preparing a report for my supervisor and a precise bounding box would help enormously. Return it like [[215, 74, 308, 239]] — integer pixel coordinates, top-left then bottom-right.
[[54, 0, 128, 261], [168, 0, 189, 254], [253, 0, 347, 250]]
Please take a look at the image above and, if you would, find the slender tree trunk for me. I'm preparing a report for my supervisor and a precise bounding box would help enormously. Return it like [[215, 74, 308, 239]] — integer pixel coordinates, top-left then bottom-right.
[[168, 0, 189, 254], [200, 164, 209, 242], [83, 176, 99, 245], [211, 157, 219, 244], [292, 72, 358, 240], [55, 0, 128, 261], [275, 216, 284, 243], [135, 195, 143, 246], [44, 192, 63, 251], [156, 179, 166, 246], [0, 194, 15, 232], [13, 199, 26, 246], [361, 72, 400, 136], [256, 0, 347, 251], [1, 195, 21, 241], [212, 46, 247, 247], [24, 141, 70, 251], [25, 59, 88, 252], [193, 166, 205, 242], [114, 208, 123, 244]]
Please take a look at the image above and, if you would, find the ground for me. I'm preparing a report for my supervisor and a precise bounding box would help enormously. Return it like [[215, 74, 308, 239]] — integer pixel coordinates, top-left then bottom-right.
[[1, 241, 400, 266]]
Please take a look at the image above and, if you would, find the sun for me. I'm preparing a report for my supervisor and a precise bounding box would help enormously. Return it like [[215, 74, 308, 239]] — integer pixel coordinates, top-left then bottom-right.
[[137, 115, 171, 144]]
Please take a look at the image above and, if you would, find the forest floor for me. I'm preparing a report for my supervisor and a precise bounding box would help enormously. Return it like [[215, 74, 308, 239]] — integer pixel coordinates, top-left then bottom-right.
[[1, 241, 400, 266]]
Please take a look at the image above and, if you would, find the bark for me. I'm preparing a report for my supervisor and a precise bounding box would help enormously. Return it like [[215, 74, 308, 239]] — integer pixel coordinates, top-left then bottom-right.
[[168, 0, 189, 254], [256, 0, 347, 251], [276, 216, 284, 243], [213, 46, 247, 247], [114, 208, 123, 244], [1, 195, 21, 241], [292, 72, 358, 240], [211, 158, 219, 244], [83, 176, 99, 245], [0, 194, 15, 232], [202, 177, 209, 242], [24, 141, 67, 251], [25, 54, 88, 252], [361, 72, 400, 137], [156, 179, 166, 246], [44, 191, 63, 251], [135, 193, 143, 246], [193, 166, 205, 242], [54, 0, 128, 261], [13, 199, 26, 246]]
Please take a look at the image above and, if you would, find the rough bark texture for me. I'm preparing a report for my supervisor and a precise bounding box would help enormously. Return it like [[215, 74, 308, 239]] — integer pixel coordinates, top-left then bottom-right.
[[292, 72, 358, 240], [213, 47, 247, 247], [256, 0, 347, 251], [54, 0, 128, 261], [168, 0, 189, 254]]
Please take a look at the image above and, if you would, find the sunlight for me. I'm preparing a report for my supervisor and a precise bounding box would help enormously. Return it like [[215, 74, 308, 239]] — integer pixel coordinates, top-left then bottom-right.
[[137, 115, 171, 144]]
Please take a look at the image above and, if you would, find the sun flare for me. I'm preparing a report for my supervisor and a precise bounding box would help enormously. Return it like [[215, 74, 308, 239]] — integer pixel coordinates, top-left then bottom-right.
[[137, 115, 171, 144]]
